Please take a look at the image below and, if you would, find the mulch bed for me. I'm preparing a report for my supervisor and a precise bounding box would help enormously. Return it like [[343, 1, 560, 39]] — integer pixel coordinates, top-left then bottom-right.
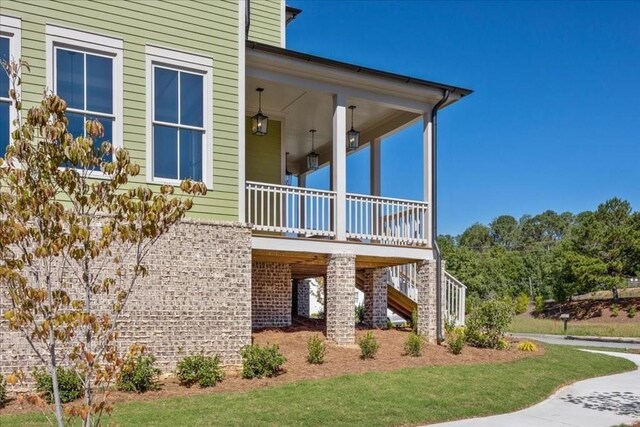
[[0, 326, 543, 415]]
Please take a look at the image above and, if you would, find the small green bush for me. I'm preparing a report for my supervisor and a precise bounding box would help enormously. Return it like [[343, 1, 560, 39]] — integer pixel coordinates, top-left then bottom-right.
[[307, 335, 326, 364], [496, 338, 510, 350], [534, 295, 545, 315], [465, 299, 514, 349], [118, 354, 161, 393], [403, 332, 424, 357], [354, 304, 365, 325], [386, 319, 395, 329], [33, 367, 83, 404], [517, 341, 538, 352], [241, 344, 286, 379], [514, 293, 530, 315], [358, 331, 380, 359], [177, 354, 225, 388], [0, 373, 6, 405], [444, 315, 457, 335], [611, 304, 620, 317], [628, 306, 637, 318], [411, 309, 418, 332], [448, 327, 466, 355]]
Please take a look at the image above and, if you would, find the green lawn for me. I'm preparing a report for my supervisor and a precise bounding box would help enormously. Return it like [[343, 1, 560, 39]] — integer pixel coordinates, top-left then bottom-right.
[[509, 316, 640, 337], [1, 345, 635, 427]]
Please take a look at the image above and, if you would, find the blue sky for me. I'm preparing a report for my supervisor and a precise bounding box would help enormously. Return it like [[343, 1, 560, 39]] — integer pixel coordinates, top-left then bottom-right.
[[287, 1, 640, 236]]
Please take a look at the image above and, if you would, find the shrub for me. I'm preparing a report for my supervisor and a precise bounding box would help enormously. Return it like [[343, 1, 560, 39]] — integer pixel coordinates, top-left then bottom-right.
[[358, 332, 380, 359], [444, 315, 457, 335], [0, 373, 6, 405], [448, 327, 466, 355], [386, 319, 395, 329], [628, 306, 637, 318], [355, 304, 365, 325], [411, 309, 418, 332], [534, 295, 545, 315], [118, 353, 161, 393], [611, 304, 620, 317], [496, 338, 510, 350], [307, 335, 326, 364], [404, 332, 424, 357], [177, 354, 225, 387], [514, 293, 530, 315], [241, 344, 286, 379], [465, 299, 514, 349], [33, 367, 83, 404], [517, 341, 538, 352]]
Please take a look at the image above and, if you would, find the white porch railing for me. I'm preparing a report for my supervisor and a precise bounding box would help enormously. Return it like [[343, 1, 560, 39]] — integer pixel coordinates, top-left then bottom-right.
[[246, 181, 335, 237], [444, 271, 466, 326], [346, 193, 429, 245], [386, 263, 466, 326]]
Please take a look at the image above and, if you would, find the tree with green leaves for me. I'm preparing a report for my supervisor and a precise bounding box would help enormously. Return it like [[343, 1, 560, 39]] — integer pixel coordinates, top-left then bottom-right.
[[1, 61, 205, 426]]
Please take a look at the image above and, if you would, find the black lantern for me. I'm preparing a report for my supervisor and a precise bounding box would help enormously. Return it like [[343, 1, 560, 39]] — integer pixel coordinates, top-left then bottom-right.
[[251, 88, 268, 136], [346, 105, 360, 151], [306, 129, 319, 171], [285, 152, 294, 186]]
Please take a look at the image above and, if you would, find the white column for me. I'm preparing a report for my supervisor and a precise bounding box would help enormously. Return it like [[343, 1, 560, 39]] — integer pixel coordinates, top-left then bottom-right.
[[333, 93, 347, 240], [237, 0, 247, 223], [370, 138, 381, 196], [423, 112, 434, 247]]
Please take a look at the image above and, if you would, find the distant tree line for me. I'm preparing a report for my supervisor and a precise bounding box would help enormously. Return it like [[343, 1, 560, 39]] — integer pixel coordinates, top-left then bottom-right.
[[438, 198, 640, 302]]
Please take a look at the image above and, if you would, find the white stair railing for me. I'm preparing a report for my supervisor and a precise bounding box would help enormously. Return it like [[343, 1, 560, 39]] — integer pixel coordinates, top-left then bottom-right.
[[346, 193, 429, 245], [246, 181, 335, 237]]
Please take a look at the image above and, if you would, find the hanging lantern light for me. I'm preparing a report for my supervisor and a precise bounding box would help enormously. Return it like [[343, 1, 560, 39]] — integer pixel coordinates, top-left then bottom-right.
[[306, 129, 319, 171], [251, 88, 269, 136], [285, 152, 294, 186], [346, 105, 360, 151]]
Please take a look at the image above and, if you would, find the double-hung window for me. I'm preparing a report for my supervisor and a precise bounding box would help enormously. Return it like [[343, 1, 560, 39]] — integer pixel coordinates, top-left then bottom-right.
[[146, 46, 213, 187], [46, 25, 123, 167], [0, 15, 21, 157]]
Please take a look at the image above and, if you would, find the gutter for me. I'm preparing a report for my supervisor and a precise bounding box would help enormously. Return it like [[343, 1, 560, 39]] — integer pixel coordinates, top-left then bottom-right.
[[432, 89, 450, 344]]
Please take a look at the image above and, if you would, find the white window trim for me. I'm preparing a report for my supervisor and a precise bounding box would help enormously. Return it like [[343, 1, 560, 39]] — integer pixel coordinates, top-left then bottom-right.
[[0, 15, 22, 147], [145, 45, 214, 189], [45, 24, 123, 178]]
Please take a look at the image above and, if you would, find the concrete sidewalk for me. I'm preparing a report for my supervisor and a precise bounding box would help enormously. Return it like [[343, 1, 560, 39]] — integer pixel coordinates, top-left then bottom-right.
[[509, 332, 640, 350], [428, 350, 640, 427]]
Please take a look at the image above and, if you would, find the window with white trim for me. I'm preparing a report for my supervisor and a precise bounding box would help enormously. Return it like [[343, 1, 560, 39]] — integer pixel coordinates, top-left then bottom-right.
[[146, 46, 213, 187], [0, 15, 21, 157], [46, 25, 123, 165]]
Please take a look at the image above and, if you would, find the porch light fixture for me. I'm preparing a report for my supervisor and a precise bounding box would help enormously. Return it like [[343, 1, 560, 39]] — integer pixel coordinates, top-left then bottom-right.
[[285, 152, 294, 186], [306, 129, 319, 171], [346, 105, 360, 151], [251, 88, 269, 136]]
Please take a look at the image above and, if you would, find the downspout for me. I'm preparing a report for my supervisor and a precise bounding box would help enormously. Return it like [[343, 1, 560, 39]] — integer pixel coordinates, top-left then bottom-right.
[[431, 89, 450, 344]]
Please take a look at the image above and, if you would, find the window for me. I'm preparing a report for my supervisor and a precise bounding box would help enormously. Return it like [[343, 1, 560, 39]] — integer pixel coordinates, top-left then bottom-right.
[[46, 25, 123, 167], [0, 15, 21, 157], [146, 45, 213, 187]]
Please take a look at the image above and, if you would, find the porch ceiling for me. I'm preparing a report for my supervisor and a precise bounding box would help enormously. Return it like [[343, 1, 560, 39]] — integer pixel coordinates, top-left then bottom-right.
[[246, 76, 420, 175]]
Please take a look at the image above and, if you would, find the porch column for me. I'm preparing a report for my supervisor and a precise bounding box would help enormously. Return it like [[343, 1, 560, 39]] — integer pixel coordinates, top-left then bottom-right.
[[362, 268, 387, 328], [295, 279, 310, 318], [416, 259, 438, 343], [333, 93, 347, 240], [370, 138, 381, 196], [423, 112, 434, 247], [326, 252, 355, 344]]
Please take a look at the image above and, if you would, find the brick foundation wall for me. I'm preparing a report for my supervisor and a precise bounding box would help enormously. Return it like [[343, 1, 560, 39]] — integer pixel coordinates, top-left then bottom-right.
[[251, 262, 292, 328], [326, 253, 356, 344], [416, 259, 438, 343], [0, 219, 252, 386], [363, 268, 388, 328], [296, 279, 310, 317]]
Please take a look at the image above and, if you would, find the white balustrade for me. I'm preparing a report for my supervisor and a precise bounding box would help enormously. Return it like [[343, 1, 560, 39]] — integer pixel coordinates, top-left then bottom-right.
[[444, 271, 466, 326], [246, 181, 335, 237], [346, 193, 429, 245]]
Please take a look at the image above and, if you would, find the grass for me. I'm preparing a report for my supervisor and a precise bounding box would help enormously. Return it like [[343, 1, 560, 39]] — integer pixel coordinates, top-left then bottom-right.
[[509, 316, 640, 337], [1, 345, 635, 427], [573, 287, 640, 300]]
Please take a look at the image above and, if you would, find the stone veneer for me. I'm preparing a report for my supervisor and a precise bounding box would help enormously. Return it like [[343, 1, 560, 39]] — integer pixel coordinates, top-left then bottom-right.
[[326, 253, 356, 344], [295, 279, 310, 317], [0, 219, 252, 385], [362, 268, 388, 328], [416, 259, 438, 343], [251, 262, 292, 328]]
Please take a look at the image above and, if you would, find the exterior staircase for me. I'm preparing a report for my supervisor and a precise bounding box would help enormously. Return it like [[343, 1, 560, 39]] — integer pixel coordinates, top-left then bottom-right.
[[355, 263, 467, 325]]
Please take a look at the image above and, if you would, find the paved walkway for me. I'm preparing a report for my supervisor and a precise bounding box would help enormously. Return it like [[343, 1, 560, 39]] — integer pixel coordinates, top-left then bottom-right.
[[429, 350, 640, 427], [509, 332, 640, 350]]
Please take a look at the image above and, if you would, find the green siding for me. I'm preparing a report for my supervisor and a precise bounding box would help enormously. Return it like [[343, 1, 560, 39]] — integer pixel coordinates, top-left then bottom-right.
[[248, 0, 282, 46], [2, 0, 241, 221], [246, 118, 281, 184]]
